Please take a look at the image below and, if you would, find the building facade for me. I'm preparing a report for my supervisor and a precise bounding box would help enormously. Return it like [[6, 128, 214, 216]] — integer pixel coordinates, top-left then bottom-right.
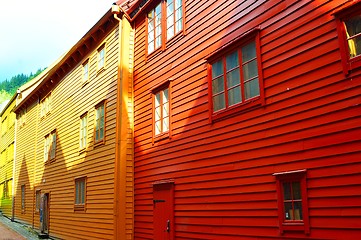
[[0, 97, 16, 218], [13, 8, 134, 240], [129, 0, 361, 239]]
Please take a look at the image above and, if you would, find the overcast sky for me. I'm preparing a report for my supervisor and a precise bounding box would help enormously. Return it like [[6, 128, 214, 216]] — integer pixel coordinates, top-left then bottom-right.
[[0, 0, 116, 82]]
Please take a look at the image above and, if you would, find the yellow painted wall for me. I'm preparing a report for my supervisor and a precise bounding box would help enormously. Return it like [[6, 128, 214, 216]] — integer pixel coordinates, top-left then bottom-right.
[[0, 98, 16, 217]]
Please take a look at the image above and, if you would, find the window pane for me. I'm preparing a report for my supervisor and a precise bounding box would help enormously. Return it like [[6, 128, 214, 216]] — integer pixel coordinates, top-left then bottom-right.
[[226, 51, 239, 71], [155, 93, 161, 107], [175, 0, 182, 8], [163, 103, 169, 118], [284, 202, 293, 220], [283, 182, 291, 200], [175, 8, 182, 21], [227, 69, 240, 88], [242, 41, 256, 62], [163, 117, 169, 132], [244, 78, 260, 100], [155, 3, 161, 15], [167, 1, 173, 17], [148, 42, 154, 53], [292, 182, 302, 200], [148, 21, 154, 33], [213, 93, 225, 112], [294, 201, 303, 220], [212, 60, 223, 78], [228, 86, 242, 106], [156, 36, 162, 48], [155, 121, 161, 135], [212, 76, 224, 94], [167, 14, 174, 28], [100, 127, 104, 140], [148, 9, 154, 19], [155, 106, 161, 121], [175, 19, 182, 33], [163, 89, 169, 103], [167, 27, 174, 40], [242, 59, 258, 80]]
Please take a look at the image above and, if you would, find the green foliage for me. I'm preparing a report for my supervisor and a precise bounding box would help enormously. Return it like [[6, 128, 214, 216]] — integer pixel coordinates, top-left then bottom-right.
[[0, 68, 46, 105]]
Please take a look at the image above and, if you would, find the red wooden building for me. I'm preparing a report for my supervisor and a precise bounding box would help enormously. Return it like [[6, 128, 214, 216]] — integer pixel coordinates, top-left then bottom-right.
[[121, 0, 361, 239]]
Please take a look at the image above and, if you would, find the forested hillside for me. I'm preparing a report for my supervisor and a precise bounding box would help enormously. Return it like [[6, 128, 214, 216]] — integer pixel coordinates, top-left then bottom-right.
[[0, 68, 45, 106]]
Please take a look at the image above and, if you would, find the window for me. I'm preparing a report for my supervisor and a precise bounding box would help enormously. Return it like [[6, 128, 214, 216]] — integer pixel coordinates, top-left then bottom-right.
[[21, 184, 25, 212], [35, 190, 41, 212], [3, 180, 8, 199], [1, 117, 7, 136], [147, 0, 184, 54], [1, 150, 6, 168], [97, 44, 106, 70], [335, 2, 361, 74], [75, 177, 86, 211], [273, 170, 309, 234], [166, 0, 183, 40], [148, 3, 162, 53], [80, 114, 88, 150], [211, 41, 260, 112], [154, 87, 170, 136], [95, 102, 105, 143], [207, 30, 263, 120], [44, 131, 56, 162], [18, 108, 26, 127], [40, 94, 51, 118], [83, 60, 89, 82], [8, 143, 14, 162]]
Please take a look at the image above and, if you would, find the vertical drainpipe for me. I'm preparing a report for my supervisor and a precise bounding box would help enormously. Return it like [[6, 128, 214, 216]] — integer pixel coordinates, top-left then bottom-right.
[[113, 5, 123, 240]]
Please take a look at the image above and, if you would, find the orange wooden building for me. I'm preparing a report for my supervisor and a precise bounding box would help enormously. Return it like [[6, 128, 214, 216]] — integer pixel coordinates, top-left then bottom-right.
[[13, 7, 134, 240], [124, 0, 361, 239]]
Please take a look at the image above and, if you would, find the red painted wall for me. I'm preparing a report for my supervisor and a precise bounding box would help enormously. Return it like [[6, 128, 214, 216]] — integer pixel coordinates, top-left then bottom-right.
[[132, 0, 361, 239]]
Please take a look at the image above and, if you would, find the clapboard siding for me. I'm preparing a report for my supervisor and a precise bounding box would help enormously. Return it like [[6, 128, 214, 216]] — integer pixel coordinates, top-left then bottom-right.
[[132, 0, 361, 239], [0, 98, 16, 217], [13, 13, 135, 240]]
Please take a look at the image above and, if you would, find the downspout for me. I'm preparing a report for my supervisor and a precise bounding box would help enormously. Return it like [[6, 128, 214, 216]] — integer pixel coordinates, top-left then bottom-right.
[[112, 4, 124, 239]]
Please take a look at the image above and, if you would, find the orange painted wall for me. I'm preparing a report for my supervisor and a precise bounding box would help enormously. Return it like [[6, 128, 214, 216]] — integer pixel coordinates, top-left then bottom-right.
[[13, 14, 134, 240]]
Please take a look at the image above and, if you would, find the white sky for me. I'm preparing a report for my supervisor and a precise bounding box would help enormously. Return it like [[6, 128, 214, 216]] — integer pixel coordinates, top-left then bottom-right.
[[0, 0, 116, 82]]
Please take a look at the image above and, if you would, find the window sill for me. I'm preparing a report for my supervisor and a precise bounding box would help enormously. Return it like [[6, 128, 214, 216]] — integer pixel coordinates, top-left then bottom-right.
[[154, 132, 170, 143], [79, 148, 87, 154], [94, 139, 105, 148], [211, 96, 262, 123], [147, 46, 163, 62], [165, 31, 184, 50], [74, 205, 86, 212], [281, 222, 308, 234], [81, 79, 89, 88], [96, 67, 106, 76]]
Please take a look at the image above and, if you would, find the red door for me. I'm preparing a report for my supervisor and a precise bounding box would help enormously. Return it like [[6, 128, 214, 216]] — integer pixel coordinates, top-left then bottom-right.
[[153, 182, 174, 240]]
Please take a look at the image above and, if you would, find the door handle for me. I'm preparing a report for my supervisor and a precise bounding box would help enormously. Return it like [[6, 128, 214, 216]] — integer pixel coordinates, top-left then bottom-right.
[[166, 219, 170, 232]]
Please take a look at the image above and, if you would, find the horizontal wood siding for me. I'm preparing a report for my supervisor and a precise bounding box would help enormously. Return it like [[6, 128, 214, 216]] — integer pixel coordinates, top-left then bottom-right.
[[33, 25, 120, 240], [0, 99, 16, 217], [133, 0, 361, 239], [14, 100, 38, 225]]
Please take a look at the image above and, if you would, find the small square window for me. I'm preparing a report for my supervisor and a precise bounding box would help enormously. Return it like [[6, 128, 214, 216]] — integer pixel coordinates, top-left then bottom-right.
[[273, 170, 309, 234], [75, 177, 86, 211]]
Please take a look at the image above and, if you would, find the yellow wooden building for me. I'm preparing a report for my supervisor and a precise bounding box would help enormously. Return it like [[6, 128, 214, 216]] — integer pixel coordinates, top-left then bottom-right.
[[13, 6, 134, 240], [0, 96, 16, 218]]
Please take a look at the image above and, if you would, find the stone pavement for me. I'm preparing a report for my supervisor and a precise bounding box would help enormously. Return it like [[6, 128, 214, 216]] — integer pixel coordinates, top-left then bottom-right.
[[0, 214, 39, 240]]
